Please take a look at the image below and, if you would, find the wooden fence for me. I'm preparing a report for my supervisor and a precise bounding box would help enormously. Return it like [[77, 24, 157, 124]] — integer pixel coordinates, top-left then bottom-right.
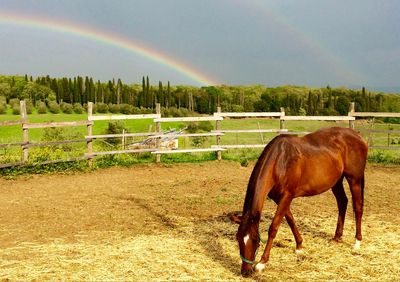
[[0, 101, 399, 168]]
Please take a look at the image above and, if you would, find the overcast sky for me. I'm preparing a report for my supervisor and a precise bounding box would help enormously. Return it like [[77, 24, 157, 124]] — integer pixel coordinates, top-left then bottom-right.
[[0, 0, 399, 90]]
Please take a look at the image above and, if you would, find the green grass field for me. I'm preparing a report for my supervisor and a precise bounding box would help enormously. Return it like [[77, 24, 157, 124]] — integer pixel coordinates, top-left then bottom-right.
[[1, 110, 400, 168]]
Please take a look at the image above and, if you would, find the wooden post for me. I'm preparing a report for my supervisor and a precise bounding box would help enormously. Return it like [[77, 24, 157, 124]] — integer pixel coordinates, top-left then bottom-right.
[[155, 103, 161, 163], [87, 102, 93, 168], [122, 129, 126, 149], [349, 102, 355, 129], [216, 107, 222, 160], [257, 122, 264, 143], [20, 100, 29, 163], [279, 107, 285, 132]]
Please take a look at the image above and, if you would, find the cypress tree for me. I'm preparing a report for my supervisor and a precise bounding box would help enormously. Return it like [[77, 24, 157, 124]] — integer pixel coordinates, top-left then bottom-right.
[[158, 81, 163, 106], [89, 78, 95, 102], [146, 76, 150, 107], [73, 77, 80, 104], [117, 78, 122, 105]]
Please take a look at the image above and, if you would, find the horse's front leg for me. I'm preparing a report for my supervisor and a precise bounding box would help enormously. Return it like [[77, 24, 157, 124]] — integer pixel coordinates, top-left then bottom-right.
[[285, 207, 303, 254], [255, 194, 292, 272]]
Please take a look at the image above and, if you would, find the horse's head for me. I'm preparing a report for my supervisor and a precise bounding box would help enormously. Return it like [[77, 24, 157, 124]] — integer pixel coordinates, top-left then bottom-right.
[[230, 213, 260, 277]]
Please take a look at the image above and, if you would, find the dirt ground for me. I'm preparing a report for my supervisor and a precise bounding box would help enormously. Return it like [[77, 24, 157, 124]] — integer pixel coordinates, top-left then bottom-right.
[[0, 161, 399, 281]]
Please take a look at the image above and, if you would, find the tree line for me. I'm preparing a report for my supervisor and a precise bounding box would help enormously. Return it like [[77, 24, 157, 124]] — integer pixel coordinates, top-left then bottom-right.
[[1, 74, 400, 116]]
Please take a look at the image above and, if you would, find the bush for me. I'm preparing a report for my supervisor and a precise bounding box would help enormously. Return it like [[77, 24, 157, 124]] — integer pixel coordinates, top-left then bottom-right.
[[48, 101, 60, 114], [73, 103, 84, 114], [139, 107, 152, 114], [187, 121, 213, 133], [96, 103, 108, 113], [9, 98, 20, 108], [105, 121, 128, 145], [37, 101, 47, 114], [231, 104, 244, 112], [26, 100, 33, 114], [108, 104, 120, 114], [131, 106, 141, 114], [42, 126, 82, 152], [12, 105, 20, 115], [61, 102, 73, 114], [0, 103, 6, 114], [120, 104, 134, 114]]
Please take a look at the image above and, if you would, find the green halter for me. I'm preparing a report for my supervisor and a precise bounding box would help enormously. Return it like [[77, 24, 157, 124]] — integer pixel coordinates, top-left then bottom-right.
[[239, 230, 266, 265]]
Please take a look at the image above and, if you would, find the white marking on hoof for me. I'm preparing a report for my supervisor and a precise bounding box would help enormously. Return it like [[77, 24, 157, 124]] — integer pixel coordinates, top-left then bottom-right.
[[255, 262, 265, 272], [295, 249, 304, 255], [244, 234, 250, 245], [353, 239, 361, 250]]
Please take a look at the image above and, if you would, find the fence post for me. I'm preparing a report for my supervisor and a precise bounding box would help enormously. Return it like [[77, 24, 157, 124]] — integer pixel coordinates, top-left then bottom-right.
[[279, 107, 285, 132], [87, 102, 93, 168], [122, 129, 126, 149], [216, 106, 222, 160], [20, 100, 29, 163], [349, 102, 355, 129], [155, 103, 161, 163]]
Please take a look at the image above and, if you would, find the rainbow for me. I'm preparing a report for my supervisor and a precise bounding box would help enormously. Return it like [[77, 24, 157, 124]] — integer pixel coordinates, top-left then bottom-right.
[[238, 0, 366, 85], [0, 11, 219, 86]]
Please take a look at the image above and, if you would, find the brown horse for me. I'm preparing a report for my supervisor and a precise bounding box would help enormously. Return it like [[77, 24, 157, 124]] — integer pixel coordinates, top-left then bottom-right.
[[230, 127, 368, 276]]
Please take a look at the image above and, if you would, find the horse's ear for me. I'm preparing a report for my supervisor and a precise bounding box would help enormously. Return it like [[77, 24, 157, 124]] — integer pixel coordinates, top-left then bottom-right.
[[230, 213, 243, 224]]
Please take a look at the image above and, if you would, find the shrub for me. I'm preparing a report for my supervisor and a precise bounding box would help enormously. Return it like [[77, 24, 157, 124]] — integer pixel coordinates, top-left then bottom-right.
[[26, 100, 33, 114], [42, 126, 81, 152], [96, 103, 108, 113], [231, 104, 244, 112], [73, 103, 84, 114], [120, 104, 134, 114], [48, 101, 60, 114], [37, 101, 47, 114], [12, 105, 20, 115], [131, 106, 141, 114], [9, 98, 20, 108], [108, 104, 120, 114], [61, 102, 73, 114], [198, 121, 213, 132], [105, 121, 128, 145], [0, 103, 6, 114], [191, 136, 207, 147], [139, 107, 152, 114]]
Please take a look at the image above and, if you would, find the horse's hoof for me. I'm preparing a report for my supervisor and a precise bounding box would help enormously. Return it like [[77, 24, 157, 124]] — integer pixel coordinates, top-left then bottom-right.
[[296, 249, 306, 261], [254, 262, 266, 273], [353, 239, 361, 250], [331, 237, 342, 243]]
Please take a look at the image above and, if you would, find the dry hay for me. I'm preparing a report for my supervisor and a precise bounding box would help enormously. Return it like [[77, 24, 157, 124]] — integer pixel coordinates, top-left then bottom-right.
[[0, 162, 399, 281]]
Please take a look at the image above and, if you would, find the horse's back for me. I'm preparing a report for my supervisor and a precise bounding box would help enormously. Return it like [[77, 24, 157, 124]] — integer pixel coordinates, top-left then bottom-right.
[[303, 127, 368, 177]]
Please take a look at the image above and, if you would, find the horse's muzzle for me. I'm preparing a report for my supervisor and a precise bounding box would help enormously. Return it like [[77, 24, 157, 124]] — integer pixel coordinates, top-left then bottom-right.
[[241, 268, 254, 277]]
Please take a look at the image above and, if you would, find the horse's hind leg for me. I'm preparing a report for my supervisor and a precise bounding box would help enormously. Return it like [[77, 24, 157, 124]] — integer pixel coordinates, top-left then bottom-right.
[[346, 174, 365, 250], [285, 208, 303, 253], [332, 176, 348, 242]]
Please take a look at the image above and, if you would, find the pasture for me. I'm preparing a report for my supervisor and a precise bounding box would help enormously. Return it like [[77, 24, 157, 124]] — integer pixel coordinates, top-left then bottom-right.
[[0, 161, 399, 281]]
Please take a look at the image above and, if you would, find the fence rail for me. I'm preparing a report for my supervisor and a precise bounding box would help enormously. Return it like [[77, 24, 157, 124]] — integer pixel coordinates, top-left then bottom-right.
[[1, 101, 399, 168], [349, 112, 400, 118]]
